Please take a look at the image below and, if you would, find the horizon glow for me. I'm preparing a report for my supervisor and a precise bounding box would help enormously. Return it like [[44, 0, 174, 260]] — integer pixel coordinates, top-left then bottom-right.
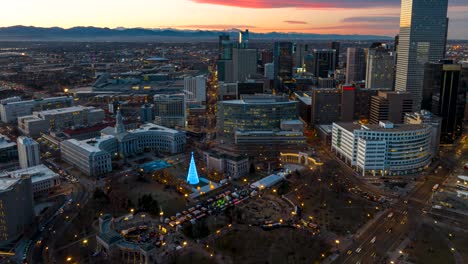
[[1, 0, 467, 39]]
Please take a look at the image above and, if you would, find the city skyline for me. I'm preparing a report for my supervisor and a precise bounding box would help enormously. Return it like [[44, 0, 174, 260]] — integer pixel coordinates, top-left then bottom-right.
[[2, 0, 468, 39]]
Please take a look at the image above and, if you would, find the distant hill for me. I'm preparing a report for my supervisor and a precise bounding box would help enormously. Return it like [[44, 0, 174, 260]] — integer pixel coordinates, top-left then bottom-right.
[[0, 26, 392, 41]]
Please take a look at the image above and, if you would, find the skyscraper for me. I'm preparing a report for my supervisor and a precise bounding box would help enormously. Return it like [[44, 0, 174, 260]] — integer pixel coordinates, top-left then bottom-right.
[[239, 29, 249, 48], [184, 75, 207, 103], [232, 47, 258, 82], [273, 42, 294, 88], [422, 60, 467, 143], [366, 43, 395, 89], [329, 41, 341, 68], [17, 136, 40, 169], [294, 43, 309, 68], [153, 94, 186, 128], [395, 0, 448, 111], [218, 34, 232, 60], [140, 103, 154, 123], [311, 49, 336, 78], [346, 48, 367, 84]]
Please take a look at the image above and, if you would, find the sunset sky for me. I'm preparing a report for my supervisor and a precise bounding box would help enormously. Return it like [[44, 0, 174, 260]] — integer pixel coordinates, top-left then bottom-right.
[[2, 0, 468, 38]]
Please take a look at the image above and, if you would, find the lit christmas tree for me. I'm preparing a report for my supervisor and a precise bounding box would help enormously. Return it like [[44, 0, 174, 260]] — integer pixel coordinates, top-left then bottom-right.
[[186, 152, 200, 185]]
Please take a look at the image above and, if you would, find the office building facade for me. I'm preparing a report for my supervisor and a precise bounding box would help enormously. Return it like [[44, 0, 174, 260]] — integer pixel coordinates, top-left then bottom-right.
[[232, 48, 258, 82], [0, 134, 17, 163], [311, 49, 336, 78], [153, 94, 186, 128], [346, 48, 367, 84], [18, 106, 105, 137], [366, 44, 395, 89], [370, 91, 413, 124], [309, 89, 342, 125], [0, 96, 73, 123], [140, 104, 154, 123], [274, 42, 294, 84], [332, 121, 433, 176], [17, 136, 40, 169], [0, 176, 34, 244], [395, 0, 448, 111], [405, 110, 442, 157], [217, 95, 298, 135], [203, 150, 249, 179], [329, 42, 341, 68], [184, 75, 207, 103], [423, 61, 467, 143]]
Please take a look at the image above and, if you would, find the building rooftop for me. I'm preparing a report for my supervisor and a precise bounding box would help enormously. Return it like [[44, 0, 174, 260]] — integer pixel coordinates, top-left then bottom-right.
[[1, 96, 71, 106], [334, 122, 428, 133], [0, 134, 16, 149], [0, 164, 58, 184], [0, 177, 21, 191], [131, 123, 181, 135], [35, 105, 100, 116], [66, 135, 115, 153]]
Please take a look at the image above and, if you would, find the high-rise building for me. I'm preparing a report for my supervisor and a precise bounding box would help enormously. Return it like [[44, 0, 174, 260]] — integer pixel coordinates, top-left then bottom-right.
[[264, 63, 275, 80], [153, 94, 186, 128], [273, 42, 294, 84], [422, 61, 467, 143], [184, 75, 207, 103], [218, 34, 232, 60], [395, 0, 449, 111], [329, 42, 341, 68], [309, 88, 341, 125], [17, 136, 40, 169], [370, 91, 413, 124], [366, 43, 395, 89], [261, 50, 273, 65], [0, 134, 17, 163], [239, 29, 249, 49], [140, 104, 154, 123], [311, 49, 336, 78], [346, 47, 367, 84], [232, 48, 258, 82], [294, 43, 309, 68], [0, 176, 34, 244], [340, 85, 389, 123]]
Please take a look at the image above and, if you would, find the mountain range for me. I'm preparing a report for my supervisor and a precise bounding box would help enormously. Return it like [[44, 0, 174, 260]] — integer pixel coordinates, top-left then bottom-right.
[[0, 26, 392, 41]]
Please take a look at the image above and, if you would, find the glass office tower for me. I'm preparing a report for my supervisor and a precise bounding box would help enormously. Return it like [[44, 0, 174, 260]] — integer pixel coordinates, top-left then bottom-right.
[[395, 0, 448, 111]]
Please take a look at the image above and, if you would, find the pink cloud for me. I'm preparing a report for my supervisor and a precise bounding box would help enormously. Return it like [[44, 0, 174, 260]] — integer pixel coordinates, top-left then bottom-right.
[[189, 0, 399, 9], [284, 20, 308, 24]]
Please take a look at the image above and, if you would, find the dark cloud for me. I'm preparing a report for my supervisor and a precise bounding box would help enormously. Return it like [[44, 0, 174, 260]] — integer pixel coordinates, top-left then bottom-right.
[[284, 20, 308, 24]]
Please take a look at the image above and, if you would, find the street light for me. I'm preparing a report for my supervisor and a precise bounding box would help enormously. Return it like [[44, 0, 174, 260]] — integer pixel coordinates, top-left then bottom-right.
[[66, 257, 72, 262]]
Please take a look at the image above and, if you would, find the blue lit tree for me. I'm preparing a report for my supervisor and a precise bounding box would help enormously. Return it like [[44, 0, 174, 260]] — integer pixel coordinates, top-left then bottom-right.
[[187, 152, 200, 185]]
